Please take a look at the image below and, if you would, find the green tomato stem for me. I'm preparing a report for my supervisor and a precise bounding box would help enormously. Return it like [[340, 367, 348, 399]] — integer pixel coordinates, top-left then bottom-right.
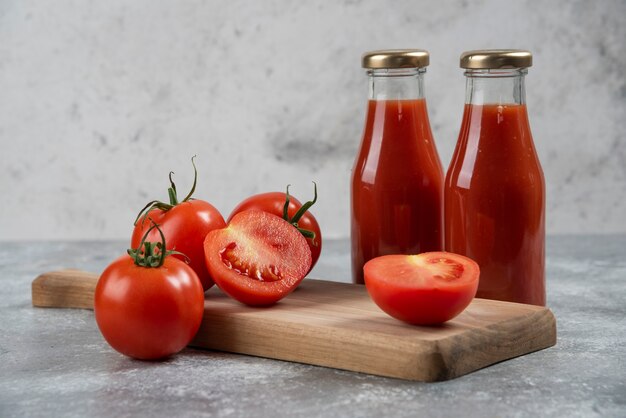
[[127, 220, 188, 268], [282, 182, 318, 241], [283, 184, 292, 221], [168, 171, 178, 205], [167, 187, 178, 206], [291, 181, 317, 224], [133, 156, 199, 226], [297, 227, 316, 239], [181, 155, 198, 203]]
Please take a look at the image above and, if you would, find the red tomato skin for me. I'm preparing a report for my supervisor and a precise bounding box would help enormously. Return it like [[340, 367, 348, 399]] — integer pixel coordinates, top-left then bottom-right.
[[364, 253, 479, 325], [205, 210, 312, 306], [228, 192, 321, 272], [131, 199, 226, 291], [94, 256, 205, 360]]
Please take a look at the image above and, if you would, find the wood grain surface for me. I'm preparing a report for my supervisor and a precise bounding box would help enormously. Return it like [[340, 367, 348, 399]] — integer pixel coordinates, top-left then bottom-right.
[[32, 269, 557, 381]]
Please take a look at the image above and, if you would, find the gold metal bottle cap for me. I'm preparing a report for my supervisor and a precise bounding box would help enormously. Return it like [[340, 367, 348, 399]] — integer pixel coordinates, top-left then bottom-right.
[[460, 49, 532, 69], [362, 49, 430, 69]]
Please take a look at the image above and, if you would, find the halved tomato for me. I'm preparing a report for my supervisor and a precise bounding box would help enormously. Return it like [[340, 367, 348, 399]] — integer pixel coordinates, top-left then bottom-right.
[[204, 210, 312, 306], [227, 184, 322, 273], [364, 252, 480, 325]]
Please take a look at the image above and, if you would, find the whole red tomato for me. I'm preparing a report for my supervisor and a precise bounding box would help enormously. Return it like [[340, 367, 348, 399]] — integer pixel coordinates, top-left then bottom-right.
[[95, 224, 205, 360], [205, 210, 312, 306], [364, 252, 480, 325], [228, 184, 321, 273], [131, 157, 226, 290]]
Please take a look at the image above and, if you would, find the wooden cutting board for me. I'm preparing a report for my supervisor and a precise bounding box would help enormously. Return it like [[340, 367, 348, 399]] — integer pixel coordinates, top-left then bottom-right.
[[32, 269, 556, 382]]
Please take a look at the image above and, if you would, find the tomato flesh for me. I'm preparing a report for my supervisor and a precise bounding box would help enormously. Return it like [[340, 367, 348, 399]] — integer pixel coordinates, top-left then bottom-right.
[[204, 210, 312, 306], [220, 242, 282, 282], [364, 252, 480, 325], [228, 192, 322, 273]]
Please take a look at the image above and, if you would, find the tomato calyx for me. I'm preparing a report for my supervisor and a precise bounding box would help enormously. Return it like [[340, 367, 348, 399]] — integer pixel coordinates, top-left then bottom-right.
[[127, 221, 187, 268], [133, 156, 199, 226], [283, 182, 317, 241]]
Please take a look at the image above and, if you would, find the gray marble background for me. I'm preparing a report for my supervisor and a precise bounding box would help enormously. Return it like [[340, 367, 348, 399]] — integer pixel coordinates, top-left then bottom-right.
[[1, 0, 624, 241]]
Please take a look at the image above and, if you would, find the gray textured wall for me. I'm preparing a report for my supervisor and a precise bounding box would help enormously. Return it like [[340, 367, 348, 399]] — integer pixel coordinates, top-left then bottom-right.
[[1, 0, 624, 240]]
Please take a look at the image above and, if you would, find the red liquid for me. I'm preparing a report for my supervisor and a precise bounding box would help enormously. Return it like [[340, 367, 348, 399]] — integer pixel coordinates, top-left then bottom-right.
[[445, 104, 545, 305], [351, 99, 444, 284]]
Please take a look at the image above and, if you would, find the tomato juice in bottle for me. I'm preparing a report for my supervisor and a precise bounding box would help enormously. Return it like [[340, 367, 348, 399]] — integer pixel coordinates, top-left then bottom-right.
[[351, 50, 444, 284], [445, 50, 545, 306]]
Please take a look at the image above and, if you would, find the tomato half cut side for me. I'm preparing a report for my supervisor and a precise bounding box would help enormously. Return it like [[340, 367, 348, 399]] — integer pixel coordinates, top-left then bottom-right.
[[204, 210, 312, 306], [227, 188, 322, 273], [364, 252, 480, 325]]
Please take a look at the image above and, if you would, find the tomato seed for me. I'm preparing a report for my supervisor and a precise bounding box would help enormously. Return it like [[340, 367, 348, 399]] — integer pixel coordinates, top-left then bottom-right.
[[219, 245, 283, 282]]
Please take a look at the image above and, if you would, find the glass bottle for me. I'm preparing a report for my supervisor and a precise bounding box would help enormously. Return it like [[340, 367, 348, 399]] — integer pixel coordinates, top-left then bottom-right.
[[445, 50, 545, 305], [351, 49, 444, 284]]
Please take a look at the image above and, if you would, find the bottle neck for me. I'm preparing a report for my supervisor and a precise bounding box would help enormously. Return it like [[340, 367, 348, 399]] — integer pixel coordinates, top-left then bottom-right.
[[368, 68, 426, 100], [465, 68, 527, 105]]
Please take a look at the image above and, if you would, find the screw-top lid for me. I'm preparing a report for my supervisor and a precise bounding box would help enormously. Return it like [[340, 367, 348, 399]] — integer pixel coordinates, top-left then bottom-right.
[[460, 49, 532, 69], [362, 49, 430, 69]]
